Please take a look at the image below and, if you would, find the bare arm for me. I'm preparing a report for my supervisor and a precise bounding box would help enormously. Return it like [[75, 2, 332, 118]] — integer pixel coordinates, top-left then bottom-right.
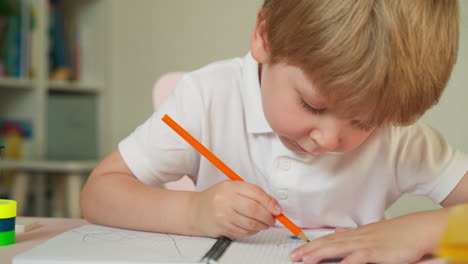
[[80, 148, 281, 239], [80, 148, 199, 235], [441, 170, 468, 207]]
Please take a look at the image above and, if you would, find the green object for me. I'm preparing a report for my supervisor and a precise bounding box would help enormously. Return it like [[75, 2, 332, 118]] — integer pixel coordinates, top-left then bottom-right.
[[0, 230, 15, 246]]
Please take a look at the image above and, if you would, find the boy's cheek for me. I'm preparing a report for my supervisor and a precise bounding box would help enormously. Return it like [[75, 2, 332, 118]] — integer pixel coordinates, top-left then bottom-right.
[[338, 129, 375, 152]]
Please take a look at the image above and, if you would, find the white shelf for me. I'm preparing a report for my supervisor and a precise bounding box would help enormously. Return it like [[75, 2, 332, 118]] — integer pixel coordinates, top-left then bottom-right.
[[0, 79, 104, 94], [0, 78, 35, 89], [47, 80, 103, 94], [0, 159, 98, 172]]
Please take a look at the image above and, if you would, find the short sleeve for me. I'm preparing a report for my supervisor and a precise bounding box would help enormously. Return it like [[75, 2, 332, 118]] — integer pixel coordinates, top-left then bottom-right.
[[395, 121, 468, 203], [118, 75, 202, 186]]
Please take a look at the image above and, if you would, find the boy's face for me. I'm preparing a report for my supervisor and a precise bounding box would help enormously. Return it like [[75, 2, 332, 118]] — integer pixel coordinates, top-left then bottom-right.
[[259, 62, 375, 156], [251, 9, 375, 156]]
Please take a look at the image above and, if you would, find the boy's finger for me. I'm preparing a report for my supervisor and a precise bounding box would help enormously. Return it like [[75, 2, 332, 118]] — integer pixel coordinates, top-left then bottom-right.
[[293, 242, 355, 264], [232, 196, 276, 227], [341, 249, 374, 264], [235, 182, 282, 215], [234, 211, 270, 231], [230, 222, 260, 238]]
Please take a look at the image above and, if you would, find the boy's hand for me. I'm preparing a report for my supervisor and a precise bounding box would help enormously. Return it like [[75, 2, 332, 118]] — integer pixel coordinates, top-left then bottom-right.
[[290, 209, 449, 264], [191, 180, 281, 239]]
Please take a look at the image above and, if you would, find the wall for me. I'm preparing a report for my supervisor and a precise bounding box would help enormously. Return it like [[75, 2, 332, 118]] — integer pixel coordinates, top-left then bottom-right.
[[107, 0, 262, 148], [107, 1, 468, 217]]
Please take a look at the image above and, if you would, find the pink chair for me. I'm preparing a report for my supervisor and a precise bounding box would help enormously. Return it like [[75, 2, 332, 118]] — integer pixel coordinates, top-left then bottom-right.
[[153, 72, 196, 191]]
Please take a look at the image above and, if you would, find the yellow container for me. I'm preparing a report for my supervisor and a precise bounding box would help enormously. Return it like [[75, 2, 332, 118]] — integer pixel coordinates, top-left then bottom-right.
[[0, 199, 16, 246], [437, 204, 468, 263]]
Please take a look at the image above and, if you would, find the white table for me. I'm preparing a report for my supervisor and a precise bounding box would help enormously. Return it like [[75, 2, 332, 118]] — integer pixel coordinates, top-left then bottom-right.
[[1, 217, 88, 264], [0, 217, 446, 264]]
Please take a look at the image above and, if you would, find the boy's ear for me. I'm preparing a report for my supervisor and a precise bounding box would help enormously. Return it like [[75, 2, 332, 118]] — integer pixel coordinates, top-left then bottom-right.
[[250, 8, 270, 64]]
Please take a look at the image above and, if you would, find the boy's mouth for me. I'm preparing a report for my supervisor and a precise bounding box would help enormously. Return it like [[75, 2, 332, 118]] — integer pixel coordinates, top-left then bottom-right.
[[294, 140, 344, 156], [296, 143, 310, 153], [292, 140, 317, 156]]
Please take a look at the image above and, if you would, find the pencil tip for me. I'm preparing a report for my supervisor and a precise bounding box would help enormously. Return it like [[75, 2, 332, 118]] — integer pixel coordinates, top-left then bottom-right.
[[298, 232, 310, 243]]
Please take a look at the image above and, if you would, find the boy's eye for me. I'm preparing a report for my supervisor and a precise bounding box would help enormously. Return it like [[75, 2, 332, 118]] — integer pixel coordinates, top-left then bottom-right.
[[299, 98, 325, 115], [299, 97, 374, 132]]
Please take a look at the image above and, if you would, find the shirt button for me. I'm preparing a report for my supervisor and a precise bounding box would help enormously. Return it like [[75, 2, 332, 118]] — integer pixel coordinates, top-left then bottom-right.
[[277, 158, 291, 171], [276, 189, 288, 200]]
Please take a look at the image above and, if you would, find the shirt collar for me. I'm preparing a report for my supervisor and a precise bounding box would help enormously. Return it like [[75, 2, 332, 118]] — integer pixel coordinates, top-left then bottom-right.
[[242, 52, 274, 134]]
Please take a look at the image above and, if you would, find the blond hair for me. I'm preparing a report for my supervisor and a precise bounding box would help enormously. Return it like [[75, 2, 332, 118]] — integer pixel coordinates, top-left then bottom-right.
[[261, 0, 459, 126]]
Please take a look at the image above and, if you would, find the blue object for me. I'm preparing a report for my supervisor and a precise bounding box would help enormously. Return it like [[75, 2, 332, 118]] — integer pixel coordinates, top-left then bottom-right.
[[49, 6, 70, 70], [0, 217, 15, 232]]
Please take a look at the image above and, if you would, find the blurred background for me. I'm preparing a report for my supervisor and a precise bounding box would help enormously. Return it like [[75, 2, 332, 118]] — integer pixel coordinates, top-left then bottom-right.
[[0, 0, 466, 218]]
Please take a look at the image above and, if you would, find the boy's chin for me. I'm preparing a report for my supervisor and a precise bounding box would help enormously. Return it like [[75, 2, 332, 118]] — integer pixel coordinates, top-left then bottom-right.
[[279, 136, 347, 156]]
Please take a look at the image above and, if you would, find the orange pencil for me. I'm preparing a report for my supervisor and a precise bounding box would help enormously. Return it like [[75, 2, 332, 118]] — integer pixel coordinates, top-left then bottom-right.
[[162, 114, 310, 242]]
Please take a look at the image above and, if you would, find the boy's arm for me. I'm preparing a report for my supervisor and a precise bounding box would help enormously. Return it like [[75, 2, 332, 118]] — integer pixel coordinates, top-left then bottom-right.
[[80, 148, 280, 238], [80, 148, 200, 235], [441, 170, 468, 207]]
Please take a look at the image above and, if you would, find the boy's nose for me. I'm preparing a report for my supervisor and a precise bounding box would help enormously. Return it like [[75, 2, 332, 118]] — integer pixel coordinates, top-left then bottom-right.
[[313, 133, 340, 151], [309, 123, 342, 151]]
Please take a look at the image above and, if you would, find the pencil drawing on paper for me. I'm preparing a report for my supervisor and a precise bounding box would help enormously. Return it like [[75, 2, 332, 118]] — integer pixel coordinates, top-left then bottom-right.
[[74, 229, 192, 257], [64, 224, 215, 260], [14, 224, 337, 264], [61, 225, 321, 263]]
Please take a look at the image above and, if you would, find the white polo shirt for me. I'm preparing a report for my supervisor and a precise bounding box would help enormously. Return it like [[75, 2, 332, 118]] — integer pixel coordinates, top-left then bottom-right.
[[119, 53, 468, 228]]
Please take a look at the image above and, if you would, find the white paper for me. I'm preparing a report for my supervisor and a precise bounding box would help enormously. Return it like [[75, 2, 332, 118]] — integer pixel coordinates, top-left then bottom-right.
[[13, 224, 337, 264]]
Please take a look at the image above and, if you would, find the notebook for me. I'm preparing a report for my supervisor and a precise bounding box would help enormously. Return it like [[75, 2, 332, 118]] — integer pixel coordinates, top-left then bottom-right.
[[13, 224, 337, 264]]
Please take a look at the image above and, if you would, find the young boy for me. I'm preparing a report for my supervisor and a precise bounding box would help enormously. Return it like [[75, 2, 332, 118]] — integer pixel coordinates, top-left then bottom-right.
[[81, 1, 468, 263]]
